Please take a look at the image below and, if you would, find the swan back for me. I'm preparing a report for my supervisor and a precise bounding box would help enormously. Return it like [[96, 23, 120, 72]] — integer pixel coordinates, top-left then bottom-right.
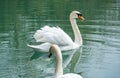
[[58, 73, 83, 78]]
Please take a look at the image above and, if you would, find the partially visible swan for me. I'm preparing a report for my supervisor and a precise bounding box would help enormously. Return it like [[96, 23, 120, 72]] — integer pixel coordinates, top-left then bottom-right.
[[48, 44, 83, 78], [27, 11, 85, 52]]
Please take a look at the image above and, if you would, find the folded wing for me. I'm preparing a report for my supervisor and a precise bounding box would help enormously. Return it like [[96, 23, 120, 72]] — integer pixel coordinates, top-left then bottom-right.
[[33, 26, 74, 46]]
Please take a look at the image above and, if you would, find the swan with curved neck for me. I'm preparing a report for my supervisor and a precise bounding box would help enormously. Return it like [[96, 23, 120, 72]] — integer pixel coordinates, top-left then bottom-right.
[[27, 11, 85, 52], [70, 11, 84, 45], [49, 44, 83, 78]]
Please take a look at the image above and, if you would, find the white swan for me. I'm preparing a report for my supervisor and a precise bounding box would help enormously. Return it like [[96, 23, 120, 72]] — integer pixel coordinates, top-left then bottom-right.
[[27, 11, 85, 52], [48, 44, 83, 78]]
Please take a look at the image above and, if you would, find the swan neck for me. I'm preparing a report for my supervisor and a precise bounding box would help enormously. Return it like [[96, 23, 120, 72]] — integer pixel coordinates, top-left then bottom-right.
[[70, 18, 82, 45], [54, 46, 63, 78]]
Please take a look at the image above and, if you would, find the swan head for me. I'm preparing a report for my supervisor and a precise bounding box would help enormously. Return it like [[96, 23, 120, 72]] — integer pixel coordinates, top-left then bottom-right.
[[48, 44, 61, 58], [70, 11, 85, 20]]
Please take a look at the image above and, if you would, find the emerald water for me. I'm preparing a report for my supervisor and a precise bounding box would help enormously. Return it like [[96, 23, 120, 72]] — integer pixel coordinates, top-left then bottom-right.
[[0, 0, 120, 78]]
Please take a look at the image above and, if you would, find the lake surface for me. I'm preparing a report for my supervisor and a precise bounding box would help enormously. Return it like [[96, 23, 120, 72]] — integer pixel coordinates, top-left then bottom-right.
[[0, 0, 120, 78]]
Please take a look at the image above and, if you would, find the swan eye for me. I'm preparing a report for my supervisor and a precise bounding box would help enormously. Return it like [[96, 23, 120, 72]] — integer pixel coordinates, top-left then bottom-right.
[[77, 13, 82, 16]]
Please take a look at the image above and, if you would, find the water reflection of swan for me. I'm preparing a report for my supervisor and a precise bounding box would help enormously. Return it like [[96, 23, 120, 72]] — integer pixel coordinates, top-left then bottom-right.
[[49, 44, 83, 78], [27, 11, 84, 52], [63, 47, 82, 71]]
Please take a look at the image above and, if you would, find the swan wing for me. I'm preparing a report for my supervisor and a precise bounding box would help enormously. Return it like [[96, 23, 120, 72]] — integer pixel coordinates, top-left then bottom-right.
[[33, 26, 74, 46]]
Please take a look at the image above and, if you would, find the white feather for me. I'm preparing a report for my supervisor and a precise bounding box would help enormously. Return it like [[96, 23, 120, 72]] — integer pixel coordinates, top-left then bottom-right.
[[27, 43, 51, 52], [58, 73, 83, 78], [34, 26, 74, 46]]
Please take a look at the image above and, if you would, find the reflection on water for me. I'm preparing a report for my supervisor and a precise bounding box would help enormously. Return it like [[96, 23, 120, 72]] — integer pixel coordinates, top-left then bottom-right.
[[0, 0, 120, 78]]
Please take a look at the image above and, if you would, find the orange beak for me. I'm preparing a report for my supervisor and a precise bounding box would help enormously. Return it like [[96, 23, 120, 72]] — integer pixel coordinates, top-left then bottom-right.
[[78, 16, 85, 20]]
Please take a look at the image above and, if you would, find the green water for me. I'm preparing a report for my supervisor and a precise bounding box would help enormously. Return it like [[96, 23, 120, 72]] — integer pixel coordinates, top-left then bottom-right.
[[0, 0, 120, 78]]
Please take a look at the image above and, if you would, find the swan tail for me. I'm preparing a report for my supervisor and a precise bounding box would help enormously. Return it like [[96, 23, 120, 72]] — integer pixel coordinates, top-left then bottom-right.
[[27, 43, 51, 52], [27, 44, 42, 52]]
